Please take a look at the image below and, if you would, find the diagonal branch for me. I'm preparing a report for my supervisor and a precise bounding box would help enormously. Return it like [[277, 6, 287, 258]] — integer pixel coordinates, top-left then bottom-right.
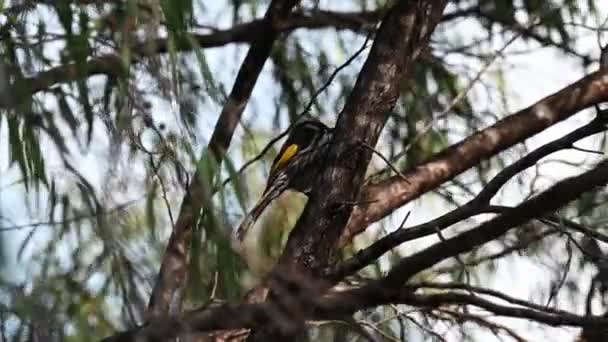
[[244, 1, 449, 340], [144, 0, 301, 321], [278, 0, 449, 275], [331, 115, 608, 279], [342, 68, 608, 245], [381, 160, 608, 287], [395, 291, 605, 328], [408, 282, 579, 316]]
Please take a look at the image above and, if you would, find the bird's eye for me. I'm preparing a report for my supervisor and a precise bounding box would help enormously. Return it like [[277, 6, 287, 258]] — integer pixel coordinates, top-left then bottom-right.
[[285, 124, 317, 150]]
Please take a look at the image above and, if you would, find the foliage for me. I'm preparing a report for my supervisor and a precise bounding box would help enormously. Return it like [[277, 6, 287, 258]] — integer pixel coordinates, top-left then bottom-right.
[[0, 0, 606, 341]]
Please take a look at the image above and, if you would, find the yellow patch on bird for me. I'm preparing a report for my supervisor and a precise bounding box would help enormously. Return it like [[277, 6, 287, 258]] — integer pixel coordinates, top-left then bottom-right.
[[272, 144, 299, 173]]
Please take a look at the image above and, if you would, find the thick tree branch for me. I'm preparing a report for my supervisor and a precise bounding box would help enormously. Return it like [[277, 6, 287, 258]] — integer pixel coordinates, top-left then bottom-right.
[[279, 0, 449, 276], [4, 5, 516, 109], [145, 0, 301, 320], [342, 68, 608, 245], [396, 291, 605, 328], [134, 10, 382, 55], [381, 160, 608, 287], [103, 287, 608, 342], [243, 1, 448, 340], [408, 282, 580, 316], [2, 9, 382, 109], [102, 287, 608, 342], [332, 115, 608, 278]]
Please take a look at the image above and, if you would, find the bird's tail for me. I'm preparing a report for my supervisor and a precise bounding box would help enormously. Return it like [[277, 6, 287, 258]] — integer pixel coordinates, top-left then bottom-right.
[[235, 190, 275, 241]]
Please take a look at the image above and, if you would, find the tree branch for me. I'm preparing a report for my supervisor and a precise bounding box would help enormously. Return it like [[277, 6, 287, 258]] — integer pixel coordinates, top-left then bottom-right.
[[144, 0, 301, 321], [102, 238, 608, 342], [396, 291, 606, 328], [381, 160, 608, 287], [6, 5, 594, 109], [278, 0, 449, 277], [3, 9, 383, 109], [244, 1, 449, 340], [332, 115, 608, 278], [408, 282, 579, 317], [342, 68, 608, 245]]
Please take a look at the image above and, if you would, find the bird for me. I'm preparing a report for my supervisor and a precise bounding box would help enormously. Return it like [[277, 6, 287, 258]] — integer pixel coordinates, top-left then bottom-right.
[[235, 119, 333, 241]]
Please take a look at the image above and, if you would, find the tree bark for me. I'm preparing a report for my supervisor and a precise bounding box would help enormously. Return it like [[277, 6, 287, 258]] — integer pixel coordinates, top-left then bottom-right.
[[247, 1, 449, 340], [281, 0, 449, 275]]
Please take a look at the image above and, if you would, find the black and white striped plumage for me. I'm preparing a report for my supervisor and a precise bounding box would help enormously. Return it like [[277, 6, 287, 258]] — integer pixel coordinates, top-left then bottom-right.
[[235, 119, 333, 241]]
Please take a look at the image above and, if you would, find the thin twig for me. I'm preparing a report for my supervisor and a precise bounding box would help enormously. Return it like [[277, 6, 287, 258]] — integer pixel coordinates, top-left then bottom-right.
[[354, 319, 398, 342], [400, 311, 448, 342], [434, 225, 470, 284], [436, 308, 528, 342], [359, 141, 409, 184], [0, 197, 143, 232], [570, 145, 604, 155], [545, 238, 573, 308], [210, 271, 219, 300], [313, 319, 380, 342], [409, 281, 578, 317], [149, 156, 176, 227], [434, 228, 557, 274]]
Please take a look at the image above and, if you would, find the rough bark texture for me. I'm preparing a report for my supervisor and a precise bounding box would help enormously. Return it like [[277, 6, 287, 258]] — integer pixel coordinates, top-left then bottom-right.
[[340, 69, 608, 246], [579, 318, 608, 342], [244, 1, 449, 340], [280, 0, 449, 274], [331, 115, 608, 280], [145, 0, 300, 321]]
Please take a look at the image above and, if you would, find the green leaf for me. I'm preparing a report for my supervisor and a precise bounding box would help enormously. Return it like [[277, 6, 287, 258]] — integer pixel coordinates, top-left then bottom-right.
[[77, 79, 94, 144], [197, 148, 220, 236], [7, 116, 28, 190], [145, 181, 158, 241], [197, 148, 218, 202], [160, 0, 193, 36], [23, 124, 47, 187], [48, 180, 58, 223], [223, 155, 247, 214], [215, 233, 241, 300], [17, 228, 37, 261], [190, 38, 225, 104], [60, 194, 71, 240], [43, 110, 69, 154], [53, 0, 73, 37], [57, 92, 79, 136]]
